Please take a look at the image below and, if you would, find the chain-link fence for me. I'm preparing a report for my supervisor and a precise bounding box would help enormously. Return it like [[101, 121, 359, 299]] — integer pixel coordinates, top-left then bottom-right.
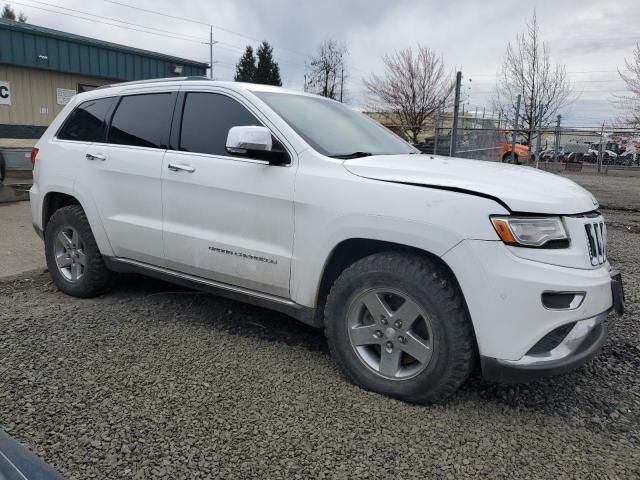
[[412, 120, 640, 171]]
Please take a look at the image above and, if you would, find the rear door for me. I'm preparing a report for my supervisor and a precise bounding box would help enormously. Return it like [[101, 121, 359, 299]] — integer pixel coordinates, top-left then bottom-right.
[[161, 89, 296, 297], [83, 89, 176, 265]]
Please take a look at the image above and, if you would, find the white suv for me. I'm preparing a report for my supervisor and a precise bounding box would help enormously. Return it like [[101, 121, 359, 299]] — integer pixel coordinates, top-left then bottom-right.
[[29, 78, 624, 403]]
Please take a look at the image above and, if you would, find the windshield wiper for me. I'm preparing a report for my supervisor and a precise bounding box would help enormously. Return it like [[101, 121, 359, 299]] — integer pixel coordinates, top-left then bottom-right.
[[329, 151, 373, 159]]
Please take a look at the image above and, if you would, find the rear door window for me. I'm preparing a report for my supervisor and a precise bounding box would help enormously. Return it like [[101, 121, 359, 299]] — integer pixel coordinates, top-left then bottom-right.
[[179, 92, 261, 156], [58, 97, 115, 142], [107, 93, 174, 148]]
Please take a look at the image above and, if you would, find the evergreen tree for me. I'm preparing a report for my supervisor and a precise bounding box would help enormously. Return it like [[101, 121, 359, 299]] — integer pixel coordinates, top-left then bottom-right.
[[255, 41, 282, 86], [234, 46, 257, 83], [1, 4, 27, 21], [1, 4, 16, 20]]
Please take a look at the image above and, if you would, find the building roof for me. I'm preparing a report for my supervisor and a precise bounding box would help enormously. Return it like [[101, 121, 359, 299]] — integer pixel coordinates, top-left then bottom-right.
[[0, 18, 208, 81]]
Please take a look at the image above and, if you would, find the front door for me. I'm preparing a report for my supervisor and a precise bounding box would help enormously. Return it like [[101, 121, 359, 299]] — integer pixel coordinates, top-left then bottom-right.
[[161, 90, 296, 298]]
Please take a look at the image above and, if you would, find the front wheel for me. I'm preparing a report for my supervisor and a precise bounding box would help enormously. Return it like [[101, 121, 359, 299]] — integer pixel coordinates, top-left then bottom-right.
[[45, 205, 115, 298], [324, 252, 475, 404]]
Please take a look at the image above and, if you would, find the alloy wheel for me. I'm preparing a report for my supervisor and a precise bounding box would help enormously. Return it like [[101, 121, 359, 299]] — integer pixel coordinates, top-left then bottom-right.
[[53, 226, 86, 282], [347, 288, 434, 380]]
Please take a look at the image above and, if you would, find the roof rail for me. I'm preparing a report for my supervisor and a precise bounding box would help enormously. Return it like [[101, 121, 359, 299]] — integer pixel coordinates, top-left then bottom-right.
[[96, 76, 211, 90]]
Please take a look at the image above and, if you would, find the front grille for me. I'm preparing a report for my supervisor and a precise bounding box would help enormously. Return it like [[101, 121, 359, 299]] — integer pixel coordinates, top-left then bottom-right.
[[584, 221, 607, 266]]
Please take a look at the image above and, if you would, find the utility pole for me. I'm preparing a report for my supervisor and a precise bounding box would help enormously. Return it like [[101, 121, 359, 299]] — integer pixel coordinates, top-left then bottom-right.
[[450, 71, 462, 157], [209, 25, 214, 79], [535, 111, 543, 169], [554, 114, 561, 161], [598, 121, 605, 173], [339, 66, 344, 103], [510, 94, 521, 164], [433, 102, 441, 155]]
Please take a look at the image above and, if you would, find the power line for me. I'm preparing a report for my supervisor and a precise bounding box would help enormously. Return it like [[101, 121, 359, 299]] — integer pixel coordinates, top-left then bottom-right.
[[103, 0, 210, 26], [103, 0, 309, 59], [12, 0, 208, 46], [102, 0, 370, 74], [23, 0, 209, 42], [17, 0, 364, 80], [16, 0, 311, 75]]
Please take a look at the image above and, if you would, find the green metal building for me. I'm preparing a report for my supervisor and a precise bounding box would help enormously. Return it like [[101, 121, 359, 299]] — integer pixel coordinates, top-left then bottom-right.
[[0, 18, 207, 147]]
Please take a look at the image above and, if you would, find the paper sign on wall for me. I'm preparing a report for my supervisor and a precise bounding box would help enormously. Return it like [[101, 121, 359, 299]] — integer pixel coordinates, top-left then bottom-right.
[[0, 81, 10, 105], [56, 88, 76, 105]]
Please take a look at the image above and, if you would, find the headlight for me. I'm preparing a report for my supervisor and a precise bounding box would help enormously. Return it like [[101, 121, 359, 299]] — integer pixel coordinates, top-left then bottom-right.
[[490, 216, 569, 248]]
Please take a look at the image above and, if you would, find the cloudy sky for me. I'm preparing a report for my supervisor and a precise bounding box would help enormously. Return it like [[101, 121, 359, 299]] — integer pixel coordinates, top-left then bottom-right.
[[11, 0, 640, 125]]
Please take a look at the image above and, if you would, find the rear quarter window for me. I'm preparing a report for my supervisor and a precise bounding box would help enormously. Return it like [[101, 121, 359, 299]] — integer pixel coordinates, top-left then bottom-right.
[[57, 97, 115, 142]]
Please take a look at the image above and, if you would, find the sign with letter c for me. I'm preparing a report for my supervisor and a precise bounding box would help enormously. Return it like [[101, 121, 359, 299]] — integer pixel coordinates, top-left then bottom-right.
[[0, 81, 10, 105]]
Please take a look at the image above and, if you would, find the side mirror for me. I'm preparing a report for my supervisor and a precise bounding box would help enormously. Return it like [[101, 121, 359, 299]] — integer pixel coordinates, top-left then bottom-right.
[[225, 126, 289, 165]]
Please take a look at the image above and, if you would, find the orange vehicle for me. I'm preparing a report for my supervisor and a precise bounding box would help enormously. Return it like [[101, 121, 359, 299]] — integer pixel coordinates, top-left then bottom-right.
[[501, 142, 530, 163], [501, 133, 531, 164]]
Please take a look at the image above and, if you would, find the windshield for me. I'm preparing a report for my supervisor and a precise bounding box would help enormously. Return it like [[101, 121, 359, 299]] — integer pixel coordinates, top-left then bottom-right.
[[253, 91, 418, 157]]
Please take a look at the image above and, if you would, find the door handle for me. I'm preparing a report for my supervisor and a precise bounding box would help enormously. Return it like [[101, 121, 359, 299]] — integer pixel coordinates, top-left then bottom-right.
[[86, 152, 106, 161], [168, 163, 195, 173]]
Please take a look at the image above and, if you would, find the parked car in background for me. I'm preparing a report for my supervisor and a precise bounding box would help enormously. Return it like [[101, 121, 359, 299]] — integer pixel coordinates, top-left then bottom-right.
[[501, 133, 530, 163], [584, 148, 618, 164], [619, 147, 638, 166], [30, 78, 624, 404], [539, 149, 566, 162], [563, 142, 589, 163]]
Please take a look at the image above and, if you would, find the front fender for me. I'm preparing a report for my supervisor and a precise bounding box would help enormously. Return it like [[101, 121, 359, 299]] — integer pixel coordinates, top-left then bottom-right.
[[291, 213, 476, 308]]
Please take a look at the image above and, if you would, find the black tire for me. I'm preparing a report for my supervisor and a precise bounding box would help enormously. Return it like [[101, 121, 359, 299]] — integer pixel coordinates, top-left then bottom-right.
[[502, 152, 518, 164], [324, 252, 475, 404], [45, 205, 115, 298], [0, 153, 5, 182]]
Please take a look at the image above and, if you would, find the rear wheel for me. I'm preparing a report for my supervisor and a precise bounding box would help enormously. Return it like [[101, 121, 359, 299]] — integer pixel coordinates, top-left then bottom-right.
[[324, 252, 475, 404], [45, 205, 115, 297]]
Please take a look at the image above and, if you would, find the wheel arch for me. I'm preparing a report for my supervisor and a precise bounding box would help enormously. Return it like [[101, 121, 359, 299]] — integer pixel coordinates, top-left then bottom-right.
[[40, 189, 114, 256], [315, 238, 471, 326], [42, 191, 81, 233]]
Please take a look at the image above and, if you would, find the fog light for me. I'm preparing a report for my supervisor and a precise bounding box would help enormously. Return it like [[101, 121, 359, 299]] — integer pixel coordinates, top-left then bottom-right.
[[541, 291, 585, 310]]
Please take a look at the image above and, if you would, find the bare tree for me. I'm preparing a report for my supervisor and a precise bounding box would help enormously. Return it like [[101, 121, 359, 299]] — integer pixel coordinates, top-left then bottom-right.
[[492, 11, 572, 146], [364, 44, 454, 143], [614, 43, 640, 127], [306, 39, 347, 100]]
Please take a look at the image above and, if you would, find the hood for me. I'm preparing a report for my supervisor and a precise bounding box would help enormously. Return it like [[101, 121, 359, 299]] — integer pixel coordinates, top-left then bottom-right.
[[343, 155, 598, 214]]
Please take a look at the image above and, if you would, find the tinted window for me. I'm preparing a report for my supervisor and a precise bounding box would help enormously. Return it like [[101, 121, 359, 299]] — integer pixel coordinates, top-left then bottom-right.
[[179, 93, 260, 156], [108, 93, 174, 148], [58, 97, 115, 142]]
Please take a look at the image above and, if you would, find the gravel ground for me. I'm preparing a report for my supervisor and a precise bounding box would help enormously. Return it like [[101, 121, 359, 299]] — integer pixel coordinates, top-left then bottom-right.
[[0, 208, 639, 479], [561, 173, 640, 211]]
